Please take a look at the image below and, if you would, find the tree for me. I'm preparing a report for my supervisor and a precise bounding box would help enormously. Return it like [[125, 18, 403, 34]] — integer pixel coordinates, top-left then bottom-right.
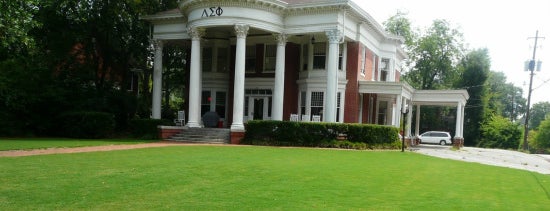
[[479, 115, 522, 149], [405, 19, 465, 90], [532, 118, 550, 152], [383, 11, 415, 47], [456, 48, 491, 146], [0, 0, 41, 59], [529, 102, 550, 130], [485, 71, 526, 122]]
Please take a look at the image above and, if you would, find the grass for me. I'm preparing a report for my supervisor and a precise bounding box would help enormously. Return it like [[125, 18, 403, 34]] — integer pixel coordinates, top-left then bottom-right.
[[0, 138, 153, 151], [1, 145, 549, 210]]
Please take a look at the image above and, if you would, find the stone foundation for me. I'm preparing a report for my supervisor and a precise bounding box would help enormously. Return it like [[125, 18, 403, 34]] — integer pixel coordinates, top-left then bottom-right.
[[158, 126, 185, 140]]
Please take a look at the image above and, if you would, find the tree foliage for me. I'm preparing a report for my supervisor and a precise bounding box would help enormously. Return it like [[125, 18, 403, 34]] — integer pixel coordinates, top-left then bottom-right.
[[404, 20, 465, 90], [529, 102, 550, 130], [0, 0, 179, 136], [485, 72, 526, 121], [479, 115, 522, 149], [532, 118, 550, 151]]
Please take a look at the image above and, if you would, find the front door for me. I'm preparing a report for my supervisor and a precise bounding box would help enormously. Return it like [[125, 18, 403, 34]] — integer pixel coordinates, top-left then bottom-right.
[[253, 98, 264, 120], [248, 97, 270, 120]]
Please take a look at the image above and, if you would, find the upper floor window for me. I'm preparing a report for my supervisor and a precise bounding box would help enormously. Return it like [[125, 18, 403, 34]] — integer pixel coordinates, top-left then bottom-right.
[[217, 47, 228, 72], [245, 45, 256, 72], [380, 58, 390, 82], [202, 47, 212, 72], [360, 46, 366, 75], [263, 44, 277, 72], [313, 42, 326, 69]]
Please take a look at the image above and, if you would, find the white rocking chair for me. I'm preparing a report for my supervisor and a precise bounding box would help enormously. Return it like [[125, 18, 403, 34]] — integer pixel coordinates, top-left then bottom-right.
[[174, 110, 186, 126]]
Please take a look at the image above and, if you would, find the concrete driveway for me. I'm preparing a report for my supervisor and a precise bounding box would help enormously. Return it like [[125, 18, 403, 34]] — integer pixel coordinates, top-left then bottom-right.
[[411, 144, 550, 174]]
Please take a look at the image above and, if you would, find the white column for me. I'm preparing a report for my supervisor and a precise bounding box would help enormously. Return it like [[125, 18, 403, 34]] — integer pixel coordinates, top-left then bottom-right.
[[395, 96, 403, 127], [187, 27, 205, 128], [231, 24, 249, 131], [455, 102, 464, 138], [406, 102, 413, 137], [151, 39, 163, 119], [460, 104, 465, 137], [272, 33, 288, 121], [324, 29, 342, 122], [415, 104, 421, 136]]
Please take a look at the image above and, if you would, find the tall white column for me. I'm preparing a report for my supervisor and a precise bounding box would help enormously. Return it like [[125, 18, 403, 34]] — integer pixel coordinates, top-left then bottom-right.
[[324, 29, 342, 122], [272, 33, 288, 121], [407, 102, 413, 137], [455, 102, 463, 138], [187, 27, 205, 128], [152, 39, 163, 119], [231, 24, 249, 131], [415, 104, 421, 136]]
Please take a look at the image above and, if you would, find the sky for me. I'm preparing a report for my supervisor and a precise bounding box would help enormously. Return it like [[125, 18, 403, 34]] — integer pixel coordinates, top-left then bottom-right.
[[356, 0, 550, 104]]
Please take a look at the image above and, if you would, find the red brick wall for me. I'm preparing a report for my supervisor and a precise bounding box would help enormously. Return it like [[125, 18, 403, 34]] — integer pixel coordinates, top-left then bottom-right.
[[283, 43, 300, 120], [344, 42, 360, 123]]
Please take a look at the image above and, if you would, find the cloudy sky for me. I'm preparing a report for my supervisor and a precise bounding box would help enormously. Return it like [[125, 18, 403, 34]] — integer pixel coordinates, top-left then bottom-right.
[[356, 0, 550, 104]]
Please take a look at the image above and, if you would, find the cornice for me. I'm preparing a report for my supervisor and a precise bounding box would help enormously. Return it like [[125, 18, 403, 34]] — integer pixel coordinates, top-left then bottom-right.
[[180, 0, 287, 16]]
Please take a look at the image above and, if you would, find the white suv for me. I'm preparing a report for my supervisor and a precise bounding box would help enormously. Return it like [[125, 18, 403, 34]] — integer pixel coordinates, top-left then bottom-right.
[[418, 131, 452, 145]]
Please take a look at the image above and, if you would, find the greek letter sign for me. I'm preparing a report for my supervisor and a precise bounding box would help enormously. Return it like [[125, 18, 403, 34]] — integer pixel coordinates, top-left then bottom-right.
[[201, 7, 223, 17]]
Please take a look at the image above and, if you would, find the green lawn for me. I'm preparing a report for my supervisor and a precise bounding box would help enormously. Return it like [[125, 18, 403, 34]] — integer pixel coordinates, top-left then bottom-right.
[[1, 145, 549, 210], [0, 138, 153, 151]]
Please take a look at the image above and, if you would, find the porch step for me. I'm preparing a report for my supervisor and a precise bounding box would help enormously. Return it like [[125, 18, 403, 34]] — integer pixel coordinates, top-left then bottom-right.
[[166, 128, 231, 144]]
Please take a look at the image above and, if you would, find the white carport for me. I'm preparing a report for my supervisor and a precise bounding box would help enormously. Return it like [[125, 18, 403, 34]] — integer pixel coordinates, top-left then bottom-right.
[[412, 90, 470, 145]]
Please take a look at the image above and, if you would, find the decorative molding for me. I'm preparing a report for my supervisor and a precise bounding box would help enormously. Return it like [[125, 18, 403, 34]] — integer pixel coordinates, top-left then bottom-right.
[[188, 27, 205, 40], [273, 33, 288, 45], [325, 29, 342, 43], [234, 24, 249, 38]]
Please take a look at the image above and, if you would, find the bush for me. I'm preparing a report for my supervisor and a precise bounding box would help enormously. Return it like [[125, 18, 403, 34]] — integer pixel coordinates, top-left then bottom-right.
[[128, 119, 174, 139], [479, 115, 522, 149], [57, 111, 115, 139], [242, 120, 400, 150]]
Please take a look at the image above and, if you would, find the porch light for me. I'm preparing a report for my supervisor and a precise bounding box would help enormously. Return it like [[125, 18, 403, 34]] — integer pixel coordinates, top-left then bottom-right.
[[311, 35, 315, 44]]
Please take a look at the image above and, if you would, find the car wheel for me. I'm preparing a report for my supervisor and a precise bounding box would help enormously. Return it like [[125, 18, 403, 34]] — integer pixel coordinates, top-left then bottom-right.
[[439, 140, 446, 145]]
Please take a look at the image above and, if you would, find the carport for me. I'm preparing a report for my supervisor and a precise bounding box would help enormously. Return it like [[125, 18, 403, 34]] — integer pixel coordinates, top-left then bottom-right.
[[411, 90, 470, 146]]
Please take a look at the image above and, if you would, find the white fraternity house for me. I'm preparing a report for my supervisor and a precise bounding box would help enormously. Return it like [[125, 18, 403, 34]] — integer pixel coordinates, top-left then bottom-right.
[[142, 0, 469, 143]]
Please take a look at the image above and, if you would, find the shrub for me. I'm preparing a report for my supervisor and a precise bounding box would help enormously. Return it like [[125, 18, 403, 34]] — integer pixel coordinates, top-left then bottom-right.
[[479, 115, 521, 149], [57, 111, 115, 139], [128, 119, 174, 139], [243, 120, 400, 150]]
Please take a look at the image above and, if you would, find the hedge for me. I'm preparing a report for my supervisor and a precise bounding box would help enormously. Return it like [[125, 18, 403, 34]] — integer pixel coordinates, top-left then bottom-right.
[[242, 120, 400, 150], [128, 119, 174, 139], [57, 111, 115, 139]]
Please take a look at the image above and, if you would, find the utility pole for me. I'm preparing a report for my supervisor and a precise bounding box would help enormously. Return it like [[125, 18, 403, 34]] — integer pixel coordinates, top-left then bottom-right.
[[523, 30, 544, 151]]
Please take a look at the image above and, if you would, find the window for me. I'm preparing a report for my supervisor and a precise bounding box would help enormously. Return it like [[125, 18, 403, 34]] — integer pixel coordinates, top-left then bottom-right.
[[313, 42, 326, 69], [311, 92, 324, 117], [302, 44, 309, 71], [300, 91, 306, 115], [201, 91, 211, 116], [245, 45, 256, 72], [217, 47, 228, 72], [215, 91, 226, 118], [381, 58, 389, 81], [202, 47, 212, 72], [338, 44, 343, 70], [336, 92, 341, 122], [360, 46, 366, 75], [244, 96, 249, 116], [377, 101, 387, 125], [372, 54, 378, 81], [263, 44, 277, 72]]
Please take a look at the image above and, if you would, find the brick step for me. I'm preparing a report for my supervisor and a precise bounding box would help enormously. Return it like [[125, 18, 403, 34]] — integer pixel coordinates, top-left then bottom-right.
[[168, 128, 231, 144]]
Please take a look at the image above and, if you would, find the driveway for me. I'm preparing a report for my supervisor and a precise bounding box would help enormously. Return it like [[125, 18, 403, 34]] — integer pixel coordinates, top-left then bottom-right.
[[412, 144, 550, 174]]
